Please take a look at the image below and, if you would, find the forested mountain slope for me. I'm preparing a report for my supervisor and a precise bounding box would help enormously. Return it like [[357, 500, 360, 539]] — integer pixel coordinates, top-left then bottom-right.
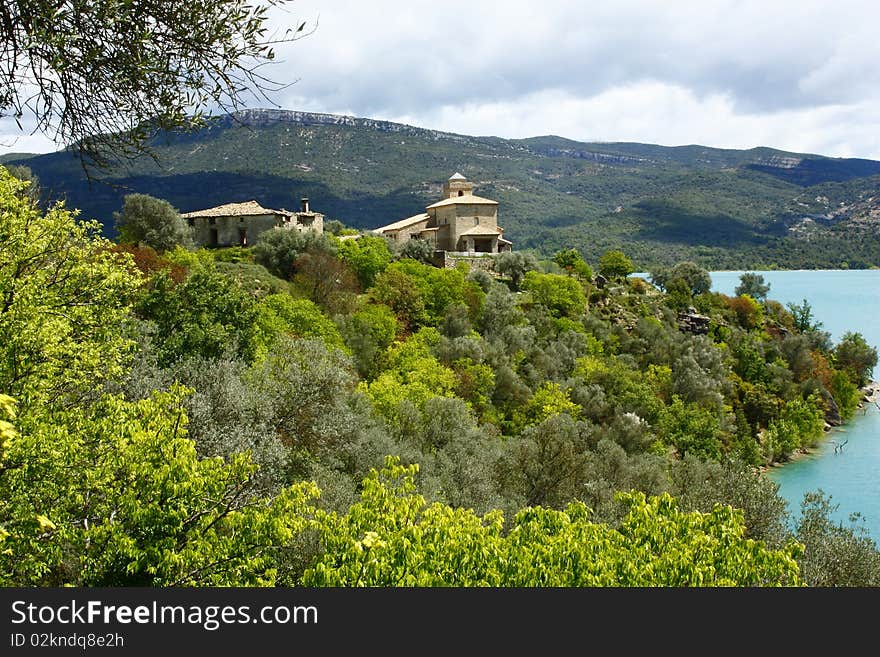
[[9, 109, 880, 270]]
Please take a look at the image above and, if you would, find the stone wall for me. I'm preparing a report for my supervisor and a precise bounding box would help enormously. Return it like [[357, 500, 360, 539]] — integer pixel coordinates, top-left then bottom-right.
[[437, 251, 499, 274], [388, 218, 430, 242], [295, 211, 324, 234], [450, 205, 498, 251], [190, 213, 282, 247]]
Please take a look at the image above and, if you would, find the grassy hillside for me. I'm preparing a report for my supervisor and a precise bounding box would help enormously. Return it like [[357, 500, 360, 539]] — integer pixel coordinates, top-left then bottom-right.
[[7, 109, 880, 270]]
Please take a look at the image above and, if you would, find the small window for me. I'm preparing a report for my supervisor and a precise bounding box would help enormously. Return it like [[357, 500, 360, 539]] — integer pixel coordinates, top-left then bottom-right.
[[473, 217, 479, 226], [187, 218, 194, 227], [458, 190, 464, 197], [209, 217, 216, 226]]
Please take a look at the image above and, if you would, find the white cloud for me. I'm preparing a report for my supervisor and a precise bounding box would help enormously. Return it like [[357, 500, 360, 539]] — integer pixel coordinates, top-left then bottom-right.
[[263, 0, 880, 158], [0, 116, 60, 157], [370, 82, 880, 159], [2, 0, 879, 158]]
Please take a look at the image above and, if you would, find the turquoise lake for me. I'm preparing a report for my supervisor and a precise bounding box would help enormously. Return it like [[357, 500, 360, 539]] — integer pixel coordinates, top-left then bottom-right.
[[709, 270, 880, 544]]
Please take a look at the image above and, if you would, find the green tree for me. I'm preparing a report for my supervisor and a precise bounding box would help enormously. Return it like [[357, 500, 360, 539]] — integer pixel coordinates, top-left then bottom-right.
[[370, 267, 427, 330], [786, 298, 823, 333], [497, 413, 590, 507], [735, 272, 771, 301], [598, 249, 634, 280], [361, 331, 457, 425], [552, 248, 593, 280], [251, 227, 336, 280], [338, 303, 400, 379], [665, 276, 695, 311], [513, 382, 581, 431], [669, 456, 790, 547], [337, 235, 393, 288], [657, 396, 723, 461], [648, 265, 672, 291], [0, 387, 316, 585], [323, 220, 357, 236], [833, 331, 878, 387], [669, 261, 712, 296], [794, 491, 880, 586], [521, 271, 587, 318], [114, 193, 194, 252], [762, 394, 826, 462], [136, 265, 260, 366], [0, 168, 142, 404], [495, 251, 539, 290], [3, 164, 40, 204], [395, 237, 435, 264], [0, 0, 309, 166], [302, 457, 803, 586], [249, 337, 362, 463], [369, 259, 486, 329], [829, 370, 860, 421], [251, 294, 345, 359], [128, 355, 289, 494]]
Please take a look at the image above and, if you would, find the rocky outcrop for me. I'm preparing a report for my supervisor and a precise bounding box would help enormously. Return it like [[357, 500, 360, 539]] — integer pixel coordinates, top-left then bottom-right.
[[677, 308, 711, 335], [527, 146, 648, 166], [221, 109, 474, 144], [822, 388, 843, 427]]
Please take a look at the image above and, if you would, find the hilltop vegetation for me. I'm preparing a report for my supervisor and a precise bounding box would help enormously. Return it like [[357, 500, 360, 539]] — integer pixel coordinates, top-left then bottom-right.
[[3, 167, 879, 587], [8, 109, 880, 271]]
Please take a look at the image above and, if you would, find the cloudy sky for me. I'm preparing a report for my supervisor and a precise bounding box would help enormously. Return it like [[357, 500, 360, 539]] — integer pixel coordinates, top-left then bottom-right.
[[3, 0, 879, 159]]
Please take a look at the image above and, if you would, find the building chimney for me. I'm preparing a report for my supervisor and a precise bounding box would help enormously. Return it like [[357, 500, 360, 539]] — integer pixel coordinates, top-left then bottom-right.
[[301, 197, 310, 213]]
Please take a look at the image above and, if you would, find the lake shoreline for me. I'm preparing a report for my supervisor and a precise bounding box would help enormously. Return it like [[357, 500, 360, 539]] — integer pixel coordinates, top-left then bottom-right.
[[762, 379, 880, 472], [713, 270, 880, 541]]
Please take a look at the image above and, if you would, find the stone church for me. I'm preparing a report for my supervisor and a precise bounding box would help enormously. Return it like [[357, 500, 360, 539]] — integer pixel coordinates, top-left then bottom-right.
[[373, 173, 512, 254]]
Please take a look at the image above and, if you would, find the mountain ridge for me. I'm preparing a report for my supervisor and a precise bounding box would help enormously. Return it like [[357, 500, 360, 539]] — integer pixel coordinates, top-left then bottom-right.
[[6, 108, 880, 270]]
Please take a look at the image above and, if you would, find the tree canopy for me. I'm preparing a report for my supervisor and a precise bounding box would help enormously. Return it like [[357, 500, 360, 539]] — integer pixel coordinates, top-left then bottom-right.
[[303, 458, 803, 587], [3, 171, 879, 588], [0, 168, 141, 403], [114, 193, 193, 252], [735, 272, 771, 301], [598, 249, 634, 280], [0, 0, 309, 167]]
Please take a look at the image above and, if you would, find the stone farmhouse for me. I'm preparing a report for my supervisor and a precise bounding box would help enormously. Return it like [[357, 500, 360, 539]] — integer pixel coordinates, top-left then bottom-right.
[[182, 197, 323, 248], [373, 173, 512, 255]]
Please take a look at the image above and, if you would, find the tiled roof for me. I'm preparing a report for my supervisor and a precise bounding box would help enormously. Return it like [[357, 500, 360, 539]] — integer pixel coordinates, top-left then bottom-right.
[[458, 224, 503, 236], [181, 200, 288, 219], [373, 212, 430, 233], [426, 194, 498, 209]]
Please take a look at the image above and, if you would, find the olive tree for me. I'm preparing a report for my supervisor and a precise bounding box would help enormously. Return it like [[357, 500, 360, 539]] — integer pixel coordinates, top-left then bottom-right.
[[114, 193, 193, 252], [735, 272, 771, 301], [494, 251, 539, 290], [598, 249, 634, 280], [834, 331, 878, 387]]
